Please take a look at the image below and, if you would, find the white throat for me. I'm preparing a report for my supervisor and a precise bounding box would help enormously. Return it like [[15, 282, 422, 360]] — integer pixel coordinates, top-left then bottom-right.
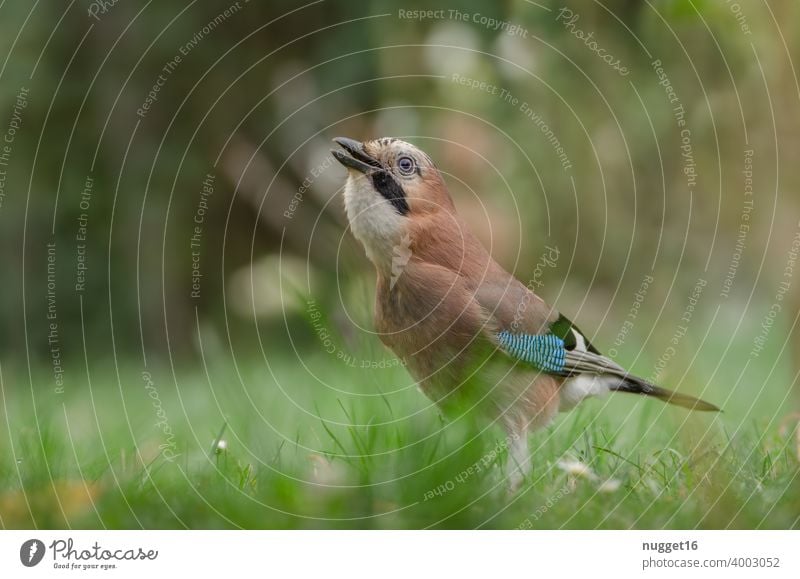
[[343, 173, 406, 272]]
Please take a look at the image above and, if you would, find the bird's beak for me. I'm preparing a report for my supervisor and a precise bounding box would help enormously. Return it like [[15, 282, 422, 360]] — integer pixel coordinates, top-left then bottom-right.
[[331, 137, 381, 174]]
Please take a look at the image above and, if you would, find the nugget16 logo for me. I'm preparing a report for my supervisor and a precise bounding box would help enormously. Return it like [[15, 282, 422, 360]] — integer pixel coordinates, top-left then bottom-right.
[[20, 539, 46, 567]]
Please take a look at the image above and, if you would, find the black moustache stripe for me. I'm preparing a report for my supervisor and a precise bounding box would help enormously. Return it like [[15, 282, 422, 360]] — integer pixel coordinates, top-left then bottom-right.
[[371, 170, 409, 215]]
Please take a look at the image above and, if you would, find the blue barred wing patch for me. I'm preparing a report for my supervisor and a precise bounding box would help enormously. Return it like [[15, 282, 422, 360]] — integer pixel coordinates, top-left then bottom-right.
[[496, 331, 567, 373]]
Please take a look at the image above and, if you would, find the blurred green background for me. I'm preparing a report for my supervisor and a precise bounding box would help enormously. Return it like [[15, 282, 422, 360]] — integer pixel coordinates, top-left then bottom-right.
[[0, 0, 798, 528]]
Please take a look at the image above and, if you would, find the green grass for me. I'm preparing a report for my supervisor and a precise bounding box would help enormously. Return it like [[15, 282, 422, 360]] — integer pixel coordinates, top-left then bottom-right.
[[1, 343, 798, 530]]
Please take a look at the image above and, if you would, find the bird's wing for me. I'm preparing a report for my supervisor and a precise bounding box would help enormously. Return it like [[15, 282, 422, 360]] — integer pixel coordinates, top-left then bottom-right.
[[490, 307, 720, 411], [472, 272, 556, 335], [472, 274, 719, 411], [470, 274, 615, 376], [492, 311, 628, 378]]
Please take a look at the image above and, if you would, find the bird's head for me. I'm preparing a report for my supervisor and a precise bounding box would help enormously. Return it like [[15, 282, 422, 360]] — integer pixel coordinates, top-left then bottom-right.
[[332, 136, 453, 269]]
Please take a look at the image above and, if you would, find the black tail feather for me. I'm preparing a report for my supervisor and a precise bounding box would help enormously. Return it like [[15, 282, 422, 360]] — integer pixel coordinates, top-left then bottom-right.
[[612, 377, 720, 412]]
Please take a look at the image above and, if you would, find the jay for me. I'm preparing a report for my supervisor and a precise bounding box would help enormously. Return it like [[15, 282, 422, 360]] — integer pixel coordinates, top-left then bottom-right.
[[331, 137, 718, 490]]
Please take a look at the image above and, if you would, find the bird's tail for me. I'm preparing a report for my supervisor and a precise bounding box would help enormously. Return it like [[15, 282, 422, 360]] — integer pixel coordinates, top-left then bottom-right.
[[612, 376, 720, 412]]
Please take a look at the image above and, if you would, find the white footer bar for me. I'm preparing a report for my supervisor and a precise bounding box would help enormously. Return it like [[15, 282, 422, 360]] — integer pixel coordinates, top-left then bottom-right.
[[1, 531, 797, 578]]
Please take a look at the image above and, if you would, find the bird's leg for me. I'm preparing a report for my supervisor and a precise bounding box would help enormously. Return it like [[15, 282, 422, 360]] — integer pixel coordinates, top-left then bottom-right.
[[506, 427, 530, 493]]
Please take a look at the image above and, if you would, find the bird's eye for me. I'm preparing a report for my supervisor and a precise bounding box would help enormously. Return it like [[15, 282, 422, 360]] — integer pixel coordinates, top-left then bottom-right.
[[397, 156, 415, 175]]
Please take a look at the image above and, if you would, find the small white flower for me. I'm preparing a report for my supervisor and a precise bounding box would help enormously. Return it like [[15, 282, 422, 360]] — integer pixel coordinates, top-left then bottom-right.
[[597, 478, 622, 493], [308, 454, 346, 486], [556, 458, 595, 479], [214, 439, 227, 453]]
